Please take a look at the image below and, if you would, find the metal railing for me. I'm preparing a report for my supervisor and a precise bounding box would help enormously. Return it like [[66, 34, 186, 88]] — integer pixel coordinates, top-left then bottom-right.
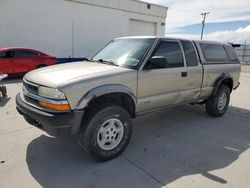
[[234, 42, 250, 63]]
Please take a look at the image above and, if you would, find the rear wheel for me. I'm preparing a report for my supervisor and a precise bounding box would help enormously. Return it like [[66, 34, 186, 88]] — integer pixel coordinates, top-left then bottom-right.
[[77, 105, 132, 162], [206, 85, 230, 117]]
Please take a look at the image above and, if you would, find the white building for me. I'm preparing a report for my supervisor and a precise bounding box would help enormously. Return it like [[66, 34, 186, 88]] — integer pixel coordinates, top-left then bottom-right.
[[0, 0, 168, 58]]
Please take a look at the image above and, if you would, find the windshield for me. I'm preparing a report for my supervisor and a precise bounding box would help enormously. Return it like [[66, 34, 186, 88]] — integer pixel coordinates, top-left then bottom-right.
[[92, 38, 154, 68]]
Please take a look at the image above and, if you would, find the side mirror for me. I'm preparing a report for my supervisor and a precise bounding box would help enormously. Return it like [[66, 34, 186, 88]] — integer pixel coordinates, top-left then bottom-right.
[[147, 56, 169, 69]]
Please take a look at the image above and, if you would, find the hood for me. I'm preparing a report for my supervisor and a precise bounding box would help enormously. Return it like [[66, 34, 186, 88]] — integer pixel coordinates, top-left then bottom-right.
[[24, 61, 129, 88]]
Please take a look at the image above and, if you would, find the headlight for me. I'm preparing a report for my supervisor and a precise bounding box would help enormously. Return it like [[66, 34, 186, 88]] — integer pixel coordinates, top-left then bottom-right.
[[38, 86, 66, 100]]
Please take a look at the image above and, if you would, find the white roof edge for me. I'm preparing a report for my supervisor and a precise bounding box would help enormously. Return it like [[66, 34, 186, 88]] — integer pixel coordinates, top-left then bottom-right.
[[115, 36, 229, 45], [115, 36, 158, 40], [135, 0, 168, 9], [67, 0, 167, 18]]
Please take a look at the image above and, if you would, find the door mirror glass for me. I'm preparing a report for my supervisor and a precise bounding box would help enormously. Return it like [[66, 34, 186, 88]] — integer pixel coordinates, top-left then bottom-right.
[[147, 56, 169, 69]]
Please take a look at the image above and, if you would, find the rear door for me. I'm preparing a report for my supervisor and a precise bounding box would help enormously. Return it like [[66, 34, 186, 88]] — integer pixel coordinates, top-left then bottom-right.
[[0, 51, 13, 74], [12, 50, 40, 74], [137, 39, 188, 113], [180, 40, 203, 102]]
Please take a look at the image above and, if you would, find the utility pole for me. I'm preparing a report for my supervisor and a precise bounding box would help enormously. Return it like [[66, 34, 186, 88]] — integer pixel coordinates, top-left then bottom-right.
[[201, 12, 210, 40], [71, 19, 74, 58]]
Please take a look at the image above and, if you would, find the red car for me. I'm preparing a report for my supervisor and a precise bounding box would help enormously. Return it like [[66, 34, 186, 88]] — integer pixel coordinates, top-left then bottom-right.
[[0, 48, 56, 75]]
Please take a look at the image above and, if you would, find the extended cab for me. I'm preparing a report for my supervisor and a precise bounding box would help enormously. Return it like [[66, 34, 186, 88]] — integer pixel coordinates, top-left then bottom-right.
[[16, 37, 241, 161]]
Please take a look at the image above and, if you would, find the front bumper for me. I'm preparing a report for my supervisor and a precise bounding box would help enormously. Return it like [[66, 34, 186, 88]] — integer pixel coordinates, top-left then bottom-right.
[[16, 93, 84, 137]]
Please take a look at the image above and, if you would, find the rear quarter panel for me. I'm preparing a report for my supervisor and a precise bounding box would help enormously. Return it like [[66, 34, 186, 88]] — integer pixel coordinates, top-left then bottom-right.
[[200, 63, 241, 98], [40, 56, 57, 66]]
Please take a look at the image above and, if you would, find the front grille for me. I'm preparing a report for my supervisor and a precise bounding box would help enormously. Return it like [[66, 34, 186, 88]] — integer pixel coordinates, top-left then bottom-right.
[[23, 81, 38, 95], [23, 94, 39, 105], [22, 80, 40, 108]]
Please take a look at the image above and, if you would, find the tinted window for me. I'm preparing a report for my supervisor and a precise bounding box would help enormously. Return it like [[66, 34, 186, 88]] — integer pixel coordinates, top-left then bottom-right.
[[224, 45, 239, 61], [0, 51, 12, 58], [153, 41, 183, 67], [181, 40, 198, 66], [13, 50, 38, 58], [200, 43, 228, 61]]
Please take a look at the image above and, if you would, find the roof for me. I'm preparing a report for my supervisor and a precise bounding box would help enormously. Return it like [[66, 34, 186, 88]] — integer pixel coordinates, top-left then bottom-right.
[[67, 0, 168, 18], [0, 47, 42, 53], [0, 47, 49, 55], [0, 47, 37, 51], [116, 36, 229, 45], [135, 0, 168, 8]]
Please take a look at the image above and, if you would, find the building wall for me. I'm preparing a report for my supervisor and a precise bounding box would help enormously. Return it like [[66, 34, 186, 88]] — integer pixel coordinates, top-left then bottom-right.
[[0, 0, 167, 58]]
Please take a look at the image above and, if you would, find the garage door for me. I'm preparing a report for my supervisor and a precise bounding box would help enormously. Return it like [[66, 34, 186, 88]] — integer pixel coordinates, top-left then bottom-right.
[[129, 19, 156, 36]]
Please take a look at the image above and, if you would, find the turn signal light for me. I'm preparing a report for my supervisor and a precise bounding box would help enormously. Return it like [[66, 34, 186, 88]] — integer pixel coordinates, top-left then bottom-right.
[[39, 101, 71, 111]]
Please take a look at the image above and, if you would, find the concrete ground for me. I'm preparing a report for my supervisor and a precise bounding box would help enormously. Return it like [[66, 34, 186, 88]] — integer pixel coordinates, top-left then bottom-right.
[[0, 66, 250, 188]]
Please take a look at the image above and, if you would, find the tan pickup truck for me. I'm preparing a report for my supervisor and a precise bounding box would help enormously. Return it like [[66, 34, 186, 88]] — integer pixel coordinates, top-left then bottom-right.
[[16, 37, 241, 161]]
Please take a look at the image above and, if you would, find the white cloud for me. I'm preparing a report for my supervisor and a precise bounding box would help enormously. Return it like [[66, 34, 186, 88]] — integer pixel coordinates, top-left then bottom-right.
[[167, 25, 250, 43], [206, 25, 250, 43], [143, 0, 250, 32], [141, 0, 250, 43]]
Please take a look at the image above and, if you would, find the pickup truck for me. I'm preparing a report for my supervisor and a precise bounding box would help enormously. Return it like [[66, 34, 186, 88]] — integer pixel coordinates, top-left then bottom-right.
[[16, 37, 241, 161]]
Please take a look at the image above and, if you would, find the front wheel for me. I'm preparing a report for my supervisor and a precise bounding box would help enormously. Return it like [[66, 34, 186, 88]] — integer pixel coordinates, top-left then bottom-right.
[[206, 85, 230, 117], [77, 105, 132, 162]]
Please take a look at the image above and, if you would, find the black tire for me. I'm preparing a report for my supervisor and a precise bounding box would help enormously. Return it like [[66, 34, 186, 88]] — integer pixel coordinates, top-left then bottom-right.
[[77, 105, 132, 162], [206, 85, 230, 117], [0, 86, 7, 97]]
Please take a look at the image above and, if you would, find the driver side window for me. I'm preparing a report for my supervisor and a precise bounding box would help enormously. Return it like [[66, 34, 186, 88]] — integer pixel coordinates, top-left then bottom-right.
[[150, 41, 184, 68]]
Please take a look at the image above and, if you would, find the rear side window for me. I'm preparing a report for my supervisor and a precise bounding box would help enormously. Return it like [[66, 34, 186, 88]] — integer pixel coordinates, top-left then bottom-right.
[[200, 43, 228, 61], [154, 41, 183, 67], [181, 40, 198, 66], [224, 45, 239, 61], [13, 50, 38, 58]]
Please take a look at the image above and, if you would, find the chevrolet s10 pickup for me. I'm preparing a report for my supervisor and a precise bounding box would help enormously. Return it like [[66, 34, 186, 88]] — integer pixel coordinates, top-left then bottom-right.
[[16, 37, 241, 161]]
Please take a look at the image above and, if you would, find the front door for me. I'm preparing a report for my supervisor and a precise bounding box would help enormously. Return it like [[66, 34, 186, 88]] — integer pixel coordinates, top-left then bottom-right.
[[137, 40, 187, 113]]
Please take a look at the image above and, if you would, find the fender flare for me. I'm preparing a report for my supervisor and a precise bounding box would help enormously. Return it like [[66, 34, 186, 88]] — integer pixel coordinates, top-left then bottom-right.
[[211, 73, 233, 98], [75, 84, 137, 110]]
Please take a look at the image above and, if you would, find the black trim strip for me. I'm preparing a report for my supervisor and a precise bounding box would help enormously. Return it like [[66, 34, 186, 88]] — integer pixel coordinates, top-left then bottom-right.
[[202, 62, 240, 65]]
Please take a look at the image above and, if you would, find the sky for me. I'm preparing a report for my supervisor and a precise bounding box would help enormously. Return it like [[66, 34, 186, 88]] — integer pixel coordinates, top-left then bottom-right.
[[142, 0, 250, 44]]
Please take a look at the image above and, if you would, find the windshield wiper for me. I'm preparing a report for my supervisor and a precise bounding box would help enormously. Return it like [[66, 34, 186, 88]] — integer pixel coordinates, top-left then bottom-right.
[[91, 59, 118, 66]]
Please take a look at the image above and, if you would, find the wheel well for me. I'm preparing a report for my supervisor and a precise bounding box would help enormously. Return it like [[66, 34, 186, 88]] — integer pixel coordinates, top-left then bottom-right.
[[86, 93, 136, 118], [211, 77, 234, 98], [221, 78, 233, 92]]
